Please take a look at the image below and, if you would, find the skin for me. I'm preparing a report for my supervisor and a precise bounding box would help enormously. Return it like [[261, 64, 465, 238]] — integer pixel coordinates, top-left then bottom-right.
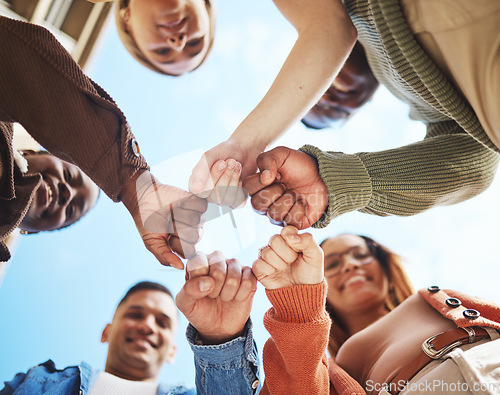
[[321, 234, 389, 335], [20, 153, 99, 233], [123, 0, 211, 75], [302, 42, 379, 129], [102, 289, 178, 382]]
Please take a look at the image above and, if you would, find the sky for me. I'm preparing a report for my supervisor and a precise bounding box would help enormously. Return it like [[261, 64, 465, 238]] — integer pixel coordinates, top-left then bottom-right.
[[2, 0, 500, 389]]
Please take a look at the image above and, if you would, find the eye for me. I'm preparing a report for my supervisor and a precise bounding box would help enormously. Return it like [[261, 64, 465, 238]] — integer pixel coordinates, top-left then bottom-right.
[[127, 312, 144, 320], [154, 47, 171, 56], [187, 38, 203, 48], [352, 247, 372, 260], [325, 259, 341, 271], [66, 203, 75, 221], [157, 318, 171, 329], [64, 167, 72, 183]]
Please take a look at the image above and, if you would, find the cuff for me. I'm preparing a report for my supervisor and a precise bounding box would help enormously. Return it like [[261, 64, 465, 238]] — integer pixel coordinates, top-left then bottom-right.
[[186, 318, 258, 367], [299, 144, 371, 228], [266, 281, 328, 323]]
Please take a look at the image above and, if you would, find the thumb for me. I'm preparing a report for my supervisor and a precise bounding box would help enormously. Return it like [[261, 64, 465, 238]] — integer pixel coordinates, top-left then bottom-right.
[[281, 226, 323, 265], [175, 277, 215, 313], [256, 147, 288, 185], [189, 154, 214, 196]]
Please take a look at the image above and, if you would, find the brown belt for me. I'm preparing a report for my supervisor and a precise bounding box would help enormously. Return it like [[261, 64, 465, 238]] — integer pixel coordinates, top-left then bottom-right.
[[386, 326, 492, 395]]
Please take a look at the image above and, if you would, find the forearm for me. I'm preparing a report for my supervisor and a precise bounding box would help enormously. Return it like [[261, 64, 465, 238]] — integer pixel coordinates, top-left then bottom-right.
[[301, 129, 499, 227], [231, 0, 356, 151], [0, 16, 148, 201], [261, 282, 331, 395], [187, 320, 260, 394]]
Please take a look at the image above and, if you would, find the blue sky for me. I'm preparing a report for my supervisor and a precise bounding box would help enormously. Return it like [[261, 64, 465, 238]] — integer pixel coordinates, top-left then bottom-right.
[[1, 0, 500, 389]]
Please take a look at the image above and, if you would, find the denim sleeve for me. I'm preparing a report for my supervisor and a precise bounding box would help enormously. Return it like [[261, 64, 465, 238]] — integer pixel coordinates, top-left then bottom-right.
[[186, 319, 260, 395]]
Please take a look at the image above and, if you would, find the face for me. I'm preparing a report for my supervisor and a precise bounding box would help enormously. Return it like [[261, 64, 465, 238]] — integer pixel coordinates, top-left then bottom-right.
[[302, 42, 379, 129], [322, 235, 389, 317], [124, 0, 211, 75], [102, 290, 178, 382], [21, 153, 99, 233]]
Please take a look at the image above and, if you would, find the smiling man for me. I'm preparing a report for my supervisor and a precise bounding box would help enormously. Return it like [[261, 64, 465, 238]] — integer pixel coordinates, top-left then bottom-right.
[[1, 255, 260, 395]]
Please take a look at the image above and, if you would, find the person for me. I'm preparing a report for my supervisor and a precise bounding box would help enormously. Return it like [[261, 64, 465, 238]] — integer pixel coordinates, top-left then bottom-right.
[[253, 226, 500, 394], [187, 0, 357, 198], [0, 15, 207, 267], [1, 255, 260, 394], [301, 41, 379, 130], [198, 0, 500, 230], [0, 149, 100, 258]]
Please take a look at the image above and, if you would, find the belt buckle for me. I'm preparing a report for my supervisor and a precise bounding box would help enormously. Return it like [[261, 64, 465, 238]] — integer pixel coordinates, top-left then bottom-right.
[[421, 327, 476, 359]]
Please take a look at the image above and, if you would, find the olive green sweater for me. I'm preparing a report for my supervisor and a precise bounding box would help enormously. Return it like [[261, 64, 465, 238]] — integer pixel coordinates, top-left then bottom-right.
[[302, 0, 499, 227]]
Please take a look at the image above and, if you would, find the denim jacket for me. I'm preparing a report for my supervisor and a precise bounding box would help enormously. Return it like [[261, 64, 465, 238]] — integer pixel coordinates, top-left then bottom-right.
[[1, 320, 260, 395]]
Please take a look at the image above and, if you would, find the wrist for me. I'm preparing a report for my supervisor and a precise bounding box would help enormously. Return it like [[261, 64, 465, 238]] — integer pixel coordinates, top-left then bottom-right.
[[119, 169, 151, 214], [197, 326, 246, 345]]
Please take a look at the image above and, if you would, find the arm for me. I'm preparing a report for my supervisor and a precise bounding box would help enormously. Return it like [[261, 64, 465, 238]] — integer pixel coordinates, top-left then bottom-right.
[[243, 122, 499, 229], [0, 16, 146, 201], [0, 17, 207, 267], [176, 252, 259, 394], [253, 226, 332, 394], [189, 0, 357, 198]]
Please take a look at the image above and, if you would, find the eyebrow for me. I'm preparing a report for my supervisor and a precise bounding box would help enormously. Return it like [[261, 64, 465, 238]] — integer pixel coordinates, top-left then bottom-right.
[[126, 305, 174, 321]]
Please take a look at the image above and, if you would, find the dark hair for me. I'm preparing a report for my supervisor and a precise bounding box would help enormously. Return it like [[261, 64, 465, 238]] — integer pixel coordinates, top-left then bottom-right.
[[321, 234, 414, 356], [118, 281, 174, 307]]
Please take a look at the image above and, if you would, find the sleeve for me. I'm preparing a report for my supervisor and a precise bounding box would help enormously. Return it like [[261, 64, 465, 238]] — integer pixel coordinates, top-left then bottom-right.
[[186, 319, 260, 395], [300, 120, 499, 227], [0, 16, 148, 201], [260, 281, 332, 395]]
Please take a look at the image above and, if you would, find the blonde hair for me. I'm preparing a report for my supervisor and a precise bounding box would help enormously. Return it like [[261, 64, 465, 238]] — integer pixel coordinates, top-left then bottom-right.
[[114, 0, 216, 76], [321, 235, 414, 356]]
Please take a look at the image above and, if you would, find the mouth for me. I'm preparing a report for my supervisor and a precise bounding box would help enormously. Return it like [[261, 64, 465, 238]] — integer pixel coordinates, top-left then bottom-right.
[[340, 274, 368, 290], [41, 176, 57, 218], [127, 336, 157, 349], [159, 17, 187, 33]]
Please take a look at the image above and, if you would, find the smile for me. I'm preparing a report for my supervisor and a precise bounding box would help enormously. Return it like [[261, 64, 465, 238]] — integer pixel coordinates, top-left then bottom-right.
[[342, 274, 368, 289]]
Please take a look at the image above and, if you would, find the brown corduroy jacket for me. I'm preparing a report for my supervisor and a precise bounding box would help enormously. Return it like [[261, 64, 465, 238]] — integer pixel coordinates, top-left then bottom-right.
[[0, 16, 148, 261]]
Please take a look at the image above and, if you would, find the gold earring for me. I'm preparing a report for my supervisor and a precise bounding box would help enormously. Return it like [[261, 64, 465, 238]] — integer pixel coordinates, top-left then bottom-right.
[[19, 229, 29, 235]]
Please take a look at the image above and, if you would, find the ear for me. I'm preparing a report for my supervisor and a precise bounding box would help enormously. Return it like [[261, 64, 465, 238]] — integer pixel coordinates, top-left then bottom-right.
[[101, 324, 112, 344], [164, 343, 177, 364], [120, 7, 130, 25]]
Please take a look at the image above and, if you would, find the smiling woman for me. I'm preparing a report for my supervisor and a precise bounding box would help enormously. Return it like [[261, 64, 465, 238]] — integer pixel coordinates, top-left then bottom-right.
[[103, 0, 217, 76], [19, 151, 100, 233]]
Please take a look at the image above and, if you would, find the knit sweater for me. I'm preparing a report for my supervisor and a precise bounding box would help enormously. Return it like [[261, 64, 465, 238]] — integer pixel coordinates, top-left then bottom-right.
[[0, 16, 148, 261], [301, 0, 499, 227], [261, 282, 500, 395]]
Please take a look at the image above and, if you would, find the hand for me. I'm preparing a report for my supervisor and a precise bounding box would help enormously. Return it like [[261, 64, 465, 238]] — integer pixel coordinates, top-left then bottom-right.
[[176, 251, 257, 344], [188, 138, 262, 206], [252, 226, 324, 290], [242, 146, 328, 229], [120, 170, 208, 269]]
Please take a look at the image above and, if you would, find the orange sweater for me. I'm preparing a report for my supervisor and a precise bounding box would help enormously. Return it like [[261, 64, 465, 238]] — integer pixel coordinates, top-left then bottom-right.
[[261, 283, 500, 395]]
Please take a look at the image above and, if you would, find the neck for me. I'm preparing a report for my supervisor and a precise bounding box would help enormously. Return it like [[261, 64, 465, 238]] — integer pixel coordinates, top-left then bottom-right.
[[104, 364, 157, 384], [341, 305, 388, 336]]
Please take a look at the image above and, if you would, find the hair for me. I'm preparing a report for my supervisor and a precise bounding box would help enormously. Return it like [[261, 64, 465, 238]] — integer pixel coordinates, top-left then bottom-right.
[[115, 0, 216, 76], [117, 281, 174, 308], [321, 235, 414, 356]]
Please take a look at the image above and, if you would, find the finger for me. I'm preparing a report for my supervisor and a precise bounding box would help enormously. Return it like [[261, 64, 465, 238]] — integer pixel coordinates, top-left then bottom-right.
[[206, 160, 236, 205], [281, 226, 324, 264], [252, 258, 277, 282], [189, 153, 215, 196], [219, 258, 243, 302], [142, 234, 184, 269], [268, 233, 299, 264], [267, 190, 297, 224], [221, 160, 246, 208], [207, 252, 228, 298], [175, 276, 215, 315], [259, 245, 288, 272], [169, 235, 197, 260], [250, 183, 286, 215], [255, 148, 287, 185], [178, 194, 208, 213], [242, 173, 266, 196], [234, 266, 257, 302], [282, 199, 308, 229], [186, 252, 210, 279]]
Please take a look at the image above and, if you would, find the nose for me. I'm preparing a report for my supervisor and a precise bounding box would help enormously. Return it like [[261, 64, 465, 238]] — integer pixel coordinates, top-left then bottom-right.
[[341, 256, 359, 273], [138, 315, 156, 334], [58, 180, 75, 207], [166, 33, 187, 50]]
